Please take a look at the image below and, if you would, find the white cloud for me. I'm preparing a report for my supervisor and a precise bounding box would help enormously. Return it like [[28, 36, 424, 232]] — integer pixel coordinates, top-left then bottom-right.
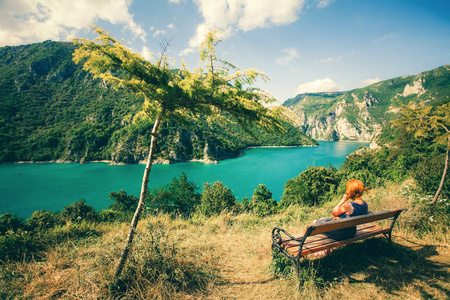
[[181, 0, 306, 55], [316, 0, 334, 8], [296, 78, 342, 94], [363, 78, 381, 85], [153, 29, 167, 37], [167, 23, 176, 30], [141, 46, 153, 61], [276, 48, 300, 66], [0, 0, 146, 46]]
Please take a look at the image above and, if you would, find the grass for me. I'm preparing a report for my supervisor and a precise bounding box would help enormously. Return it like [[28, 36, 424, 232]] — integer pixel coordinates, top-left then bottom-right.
[[0, 179, 449, 299]]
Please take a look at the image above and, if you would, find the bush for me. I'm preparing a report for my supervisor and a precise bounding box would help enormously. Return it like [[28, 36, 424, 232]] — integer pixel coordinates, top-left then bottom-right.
[[27, 210, 55, 231], [0, 231, 42, 261], [410, 153, 450, 199], [198, 181, 237, 216], [58, 199, 98, 223], [108, 190, 139, 212], [0, 213, 25, 235], [236, 196, 252, 213], [251, 184, 277, 217], [113, 220, 218, 298], [280, 166, 339, 207], [146, 173, 200, 218]]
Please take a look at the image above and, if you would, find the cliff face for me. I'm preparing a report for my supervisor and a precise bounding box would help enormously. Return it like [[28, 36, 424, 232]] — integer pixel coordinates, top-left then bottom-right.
[[284, 65, 450, 141]]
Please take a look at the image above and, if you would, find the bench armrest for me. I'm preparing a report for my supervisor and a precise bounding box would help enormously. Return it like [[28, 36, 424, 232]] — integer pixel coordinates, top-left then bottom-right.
[[271, 226, 315, 261]]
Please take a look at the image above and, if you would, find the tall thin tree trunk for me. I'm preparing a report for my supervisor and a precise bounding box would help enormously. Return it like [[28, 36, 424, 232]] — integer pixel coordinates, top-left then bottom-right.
[[114, 115, 163, 280], [431, 141, 449, 205]]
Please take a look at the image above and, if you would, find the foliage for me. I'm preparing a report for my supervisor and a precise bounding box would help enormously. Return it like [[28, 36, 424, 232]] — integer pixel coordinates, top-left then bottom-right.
[[59, 199, 98, 223], [390, 102, 450, 203], [236, 196, 252, 213], [198, 181, 237, 216], [0, 213, 25, 235], [270, 250, 294, 278], [108, 190, 139, 212], [146, 173, 201, 218], [0, 220, 101, 262], [26, 210, 55, 231], [410, 153, 450, 199], [251, 184, 277, 217], [281, 166, 339, 207], [113, 220, 218, 297], [0, 40, 315, 164]]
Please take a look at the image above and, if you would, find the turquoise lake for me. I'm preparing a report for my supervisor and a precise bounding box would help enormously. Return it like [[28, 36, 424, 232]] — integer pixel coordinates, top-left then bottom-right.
[[0, 141, 368, 218]]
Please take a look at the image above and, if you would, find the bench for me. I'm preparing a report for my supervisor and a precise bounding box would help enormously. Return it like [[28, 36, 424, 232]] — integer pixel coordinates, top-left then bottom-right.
[[271, 208, 406, 273]]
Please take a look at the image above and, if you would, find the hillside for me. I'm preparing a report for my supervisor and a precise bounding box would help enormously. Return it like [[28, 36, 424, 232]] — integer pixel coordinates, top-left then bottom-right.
[[1, 180, 448, 299], [284, 65, 450, 141], [0, 41, 316, 164]]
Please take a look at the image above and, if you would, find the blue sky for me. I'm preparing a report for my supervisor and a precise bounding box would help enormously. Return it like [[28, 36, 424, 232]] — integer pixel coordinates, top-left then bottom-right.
[[1, 0, 449, 102]]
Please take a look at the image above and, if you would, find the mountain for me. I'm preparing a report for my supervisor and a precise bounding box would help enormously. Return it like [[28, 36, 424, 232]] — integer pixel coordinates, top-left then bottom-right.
[[283, 65, 450, 141], [0, 41, 316, 164]]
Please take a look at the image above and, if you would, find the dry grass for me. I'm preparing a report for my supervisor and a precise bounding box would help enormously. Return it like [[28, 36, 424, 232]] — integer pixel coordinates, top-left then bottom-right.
[[1, 180, 449, 299]]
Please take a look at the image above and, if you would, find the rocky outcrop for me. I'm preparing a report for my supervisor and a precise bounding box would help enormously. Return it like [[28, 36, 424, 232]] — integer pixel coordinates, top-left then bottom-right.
[[287, 91, 383, 141], [402, 77, 426, 97]]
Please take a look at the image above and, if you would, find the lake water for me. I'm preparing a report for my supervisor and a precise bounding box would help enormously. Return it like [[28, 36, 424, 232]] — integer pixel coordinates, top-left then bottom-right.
[[0, 141, 368, 218]]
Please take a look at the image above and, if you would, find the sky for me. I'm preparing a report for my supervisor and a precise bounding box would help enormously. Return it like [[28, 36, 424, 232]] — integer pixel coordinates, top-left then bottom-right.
[[1, 0, 449, 102]]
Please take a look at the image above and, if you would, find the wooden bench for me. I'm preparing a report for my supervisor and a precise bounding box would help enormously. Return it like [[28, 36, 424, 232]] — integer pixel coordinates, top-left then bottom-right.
[[271, 208, 406, 273]]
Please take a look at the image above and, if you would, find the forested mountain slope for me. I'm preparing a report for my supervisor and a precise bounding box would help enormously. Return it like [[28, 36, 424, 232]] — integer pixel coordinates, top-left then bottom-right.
[[0, 41, 316, 163], [284, 65, 450, 141]]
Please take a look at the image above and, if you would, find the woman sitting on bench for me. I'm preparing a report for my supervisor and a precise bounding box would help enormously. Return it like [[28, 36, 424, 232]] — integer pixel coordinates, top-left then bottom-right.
[[314, 179, 369, 240]]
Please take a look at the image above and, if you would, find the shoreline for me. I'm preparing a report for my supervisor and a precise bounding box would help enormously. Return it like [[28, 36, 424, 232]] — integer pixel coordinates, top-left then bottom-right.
[[4, 143, 344, 166]]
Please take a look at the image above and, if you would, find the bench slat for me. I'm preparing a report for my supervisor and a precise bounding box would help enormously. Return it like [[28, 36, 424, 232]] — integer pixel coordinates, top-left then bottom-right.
[[281, 223, 377, 245], [300, 228, 390, 256], [305, 209, 402, 236], [282, 223, 386, 255]]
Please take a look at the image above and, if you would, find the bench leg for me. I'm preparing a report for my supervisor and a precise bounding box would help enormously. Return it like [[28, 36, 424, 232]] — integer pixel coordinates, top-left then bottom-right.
[[293, 258, 300, 276], [384, 210, 404, 242]]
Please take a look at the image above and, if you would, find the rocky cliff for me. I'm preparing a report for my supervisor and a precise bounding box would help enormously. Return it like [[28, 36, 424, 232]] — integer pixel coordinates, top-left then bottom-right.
[[284, 65, 450, 141]]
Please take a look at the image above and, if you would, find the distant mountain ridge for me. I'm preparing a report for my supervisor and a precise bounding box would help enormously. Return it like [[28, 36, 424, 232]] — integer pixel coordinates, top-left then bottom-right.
[[283, 65, 450, 141], [0, 41, 316, 164]]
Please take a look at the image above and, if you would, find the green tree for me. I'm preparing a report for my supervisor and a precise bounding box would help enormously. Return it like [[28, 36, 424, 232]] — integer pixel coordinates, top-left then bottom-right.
[[59, 199, 98, 223], [199, 181, 236, 216], [27, 210, 55, 231], [108, 190, 139, 213], [147, 173, 200, 217], [73, 26, 285, 279], [280, 166, 339, 207], [251, 184, 277, 217], [391, 103, 450, 204], [0, 213, 25, 235]]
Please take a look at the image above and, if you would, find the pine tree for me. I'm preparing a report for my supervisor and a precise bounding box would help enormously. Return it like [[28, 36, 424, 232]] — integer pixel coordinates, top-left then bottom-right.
[[72, 27, 286, 279]]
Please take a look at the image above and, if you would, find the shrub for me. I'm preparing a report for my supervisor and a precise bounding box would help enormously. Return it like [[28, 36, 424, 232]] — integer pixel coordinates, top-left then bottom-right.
[[198, 181, 237, 216], [0, 231, 42, 261], [410, 153, 450, 199], [251, 184, 277, 217], [108, 190, 139, 212], [280, 166, 339, 207], [113, 220, 218, 298], [146, 173, 200, 218], [27, 210, 55, 231], [58, 199, 98, 223], [0, 213, 25, 235], [236, 196, 252, 213]]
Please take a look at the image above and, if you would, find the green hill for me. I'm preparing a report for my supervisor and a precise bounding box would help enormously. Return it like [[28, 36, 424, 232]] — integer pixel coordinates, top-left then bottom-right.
[[284, 65, 450, 141], [0, 41, 316, 164]]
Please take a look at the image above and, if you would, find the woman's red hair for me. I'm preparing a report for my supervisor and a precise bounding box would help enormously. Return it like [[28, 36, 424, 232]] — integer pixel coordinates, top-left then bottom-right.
[[346, 179, 368, 199]]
